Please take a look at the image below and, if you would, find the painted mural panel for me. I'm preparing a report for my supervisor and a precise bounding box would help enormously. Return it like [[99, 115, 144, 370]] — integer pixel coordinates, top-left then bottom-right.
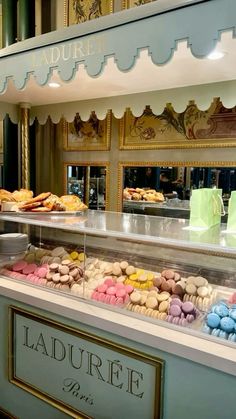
[[119, 99, 236, 149]]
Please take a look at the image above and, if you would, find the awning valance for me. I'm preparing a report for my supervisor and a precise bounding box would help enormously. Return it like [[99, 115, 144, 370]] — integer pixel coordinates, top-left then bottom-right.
[[0, 0, 235, 123], [31, 80, 236, 124]]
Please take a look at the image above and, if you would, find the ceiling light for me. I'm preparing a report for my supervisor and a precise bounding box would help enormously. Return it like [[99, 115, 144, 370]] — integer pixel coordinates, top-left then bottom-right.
[[207, 50, 225, 60], [48, 82, 61, 88]]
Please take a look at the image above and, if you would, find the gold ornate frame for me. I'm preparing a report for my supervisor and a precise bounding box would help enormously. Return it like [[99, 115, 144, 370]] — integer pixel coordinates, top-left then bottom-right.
[[119, 110, 236, 150], [63, 110, 112, 152], [64, 0, 114, 26], [117, 160, 236, 211], [9, 306, 164, 419], [122, 1, 154, 9], [63, 161, 110, 210]]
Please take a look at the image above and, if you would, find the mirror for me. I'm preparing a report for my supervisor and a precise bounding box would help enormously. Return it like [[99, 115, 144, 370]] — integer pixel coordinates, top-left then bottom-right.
[[65, 164, 109, 210], [121, 164, 236, 218]]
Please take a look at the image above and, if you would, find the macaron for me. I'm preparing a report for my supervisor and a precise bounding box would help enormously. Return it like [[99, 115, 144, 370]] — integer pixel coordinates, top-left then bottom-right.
[[182, 302, 194, 314], [169, 305, 181, 317], [207, 313, 221, 329], [12, 261, 27, 272], [22, 264, 37, 275], [220, 317, 235, 333], [214, 305, 229, 318]]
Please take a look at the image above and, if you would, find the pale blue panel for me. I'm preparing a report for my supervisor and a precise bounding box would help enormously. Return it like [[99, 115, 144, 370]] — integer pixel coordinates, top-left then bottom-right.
[[1, 295, 236, 419], [0, 0, 235, 92]]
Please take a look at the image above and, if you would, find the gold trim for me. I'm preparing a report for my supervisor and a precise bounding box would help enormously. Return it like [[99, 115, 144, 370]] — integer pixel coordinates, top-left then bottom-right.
[[9, 306, 164, 419], [117, 160, 236, 212], [0, 407, 18, 419], [21, 107, 30, 190], [63, 0, 69, 27], [122, 0, 130, 9], [63, 110, 112, 151], [64, 1, 114, 27], [119, 111, 236, 150], [63, 161, 110, 210]]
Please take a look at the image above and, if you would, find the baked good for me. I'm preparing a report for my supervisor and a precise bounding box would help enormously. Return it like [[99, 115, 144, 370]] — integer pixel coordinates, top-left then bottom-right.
[[0, 189, 15, 202], [59, 195, 88, 211], [20, 202, 42, 211], [43, 194, 66, 211], [12, 189, 33, 202], [23, 192, 51, 204], [31, 206, 52, 212]]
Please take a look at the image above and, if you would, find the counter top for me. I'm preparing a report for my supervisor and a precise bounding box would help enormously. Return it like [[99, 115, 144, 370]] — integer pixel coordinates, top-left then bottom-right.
[[0, 277, 235, 377], [1, 210, 236, 257]]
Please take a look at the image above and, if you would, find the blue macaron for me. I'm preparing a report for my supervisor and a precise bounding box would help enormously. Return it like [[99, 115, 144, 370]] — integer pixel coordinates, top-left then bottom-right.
[[214, 304, 229, 318], [220, 317, 235, 333], [207, 313, 221, 328]]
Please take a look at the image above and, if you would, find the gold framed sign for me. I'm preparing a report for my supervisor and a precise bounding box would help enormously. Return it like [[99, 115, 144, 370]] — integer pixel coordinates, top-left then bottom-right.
[[63, 110, 111, 151], [9, 306, 164, 419], [64, 0, 114, 26], [119, 101, 236, 150]]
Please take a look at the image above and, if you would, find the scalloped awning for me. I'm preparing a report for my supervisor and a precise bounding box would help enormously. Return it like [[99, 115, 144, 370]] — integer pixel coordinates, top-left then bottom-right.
[[0, 0, 235, 123], [30, 80, 236, 124]]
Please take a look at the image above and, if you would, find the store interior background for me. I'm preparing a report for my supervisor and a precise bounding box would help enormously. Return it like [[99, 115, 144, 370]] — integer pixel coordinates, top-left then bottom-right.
[[1, 0, 236, 212]]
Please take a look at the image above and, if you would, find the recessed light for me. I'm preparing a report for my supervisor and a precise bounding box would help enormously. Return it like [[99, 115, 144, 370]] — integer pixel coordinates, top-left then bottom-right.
[[48, 82, 61, 88], [207, 50, 225, 60]]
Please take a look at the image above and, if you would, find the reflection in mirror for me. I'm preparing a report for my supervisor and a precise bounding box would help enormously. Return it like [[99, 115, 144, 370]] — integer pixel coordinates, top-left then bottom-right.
[[123, 165, 236, 218], [66, 165, 107, 210]]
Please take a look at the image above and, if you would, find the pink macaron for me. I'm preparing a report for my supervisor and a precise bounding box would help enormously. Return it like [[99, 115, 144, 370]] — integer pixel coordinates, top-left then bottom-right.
[[116, 288, 126, 298], [37, 267, 48, 278], [22, 264, 37, 275], [12, 261, 27, 272], [104, 278, 115, 287], [106, 286, 116, 296], [125, 285, 134, 294], [115, 297, 124, 306], [110, 295, 117, 305], [97, 284, 108, 293]]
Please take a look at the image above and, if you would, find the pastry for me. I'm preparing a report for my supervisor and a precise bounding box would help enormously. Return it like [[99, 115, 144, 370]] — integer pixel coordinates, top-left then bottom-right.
[[23, 192, 51, 205], [20, 202, 42, 210], [31, 206, 51, 212]]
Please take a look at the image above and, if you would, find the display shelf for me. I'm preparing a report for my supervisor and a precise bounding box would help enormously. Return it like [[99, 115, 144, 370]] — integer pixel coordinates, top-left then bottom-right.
[[0, 211, 236, 257]]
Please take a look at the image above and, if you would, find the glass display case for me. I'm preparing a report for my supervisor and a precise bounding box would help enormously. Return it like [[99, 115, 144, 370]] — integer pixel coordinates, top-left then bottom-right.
[[0, 211, 236, 347]]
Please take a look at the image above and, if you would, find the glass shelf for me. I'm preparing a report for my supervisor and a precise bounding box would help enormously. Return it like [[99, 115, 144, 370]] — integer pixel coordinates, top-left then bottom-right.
[[0, 210, 236, 257]]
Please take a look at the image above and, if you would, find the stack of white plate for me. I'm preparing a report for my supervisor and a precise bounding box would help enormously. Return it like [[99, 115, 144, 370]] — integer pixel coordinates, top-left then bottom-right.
[[0, 233, 28, 255]]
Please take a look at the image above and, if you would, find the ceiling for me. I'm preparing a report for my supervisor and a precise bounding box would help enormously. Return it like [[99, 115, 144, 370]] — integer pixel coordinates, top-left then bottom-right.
[[0, 30, 236, 108]]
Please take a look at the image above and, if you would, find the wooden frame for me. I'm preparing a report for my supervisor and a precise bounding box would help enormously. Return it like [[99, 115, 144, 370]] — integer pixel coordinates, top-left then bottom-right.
[[117, 161, 236, 211], [119, 102, 236, 150], [63, 110, 112, 151], [63, 161, 110, 210], [64, 0, 114, 26]]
